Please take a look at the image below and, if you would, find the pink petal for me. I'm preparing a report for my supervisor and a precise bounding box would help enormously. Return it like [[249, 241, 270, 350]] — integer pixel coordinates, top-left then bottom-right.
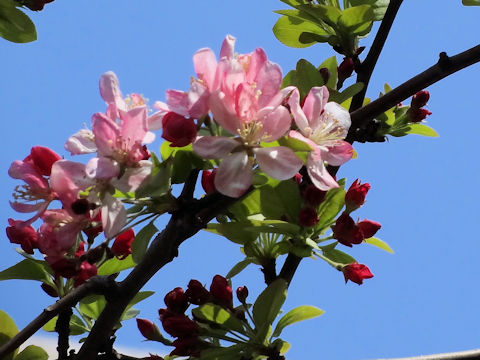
[[303, 86, 329, 131], [99, 71, 127, 112], [246, 48, 267, 83], [235, 83, 258, 121], [102, 194, 127, 239], [209, 91, 240, 135], [65, 129, 97, 155], [307, 151, 339, 191], [288, 88, 310, 134], [215, 152, 253, 198], [193, 48, 217, 90], [187, 81, 210, 119], [219, 34, 236, 60], [85, 157, 120, 180], [256, 106, 291, 142], [254, 147, 303, 180], [147, 110, 166, 131], [193, 136, 239, 159], [50, 160, 91, 208], [323, 102, 351, 136], [255, 61, 283, 108], [321, 140, 353, 166], [265, 86, 296, 108], [111, 160, 152, 193], [216, 59, 246, 102], [120, 106, 148, 145], [165, 89, 189, 117], [92, 112, 120, 156], [288, 130, 316, 150], [10, 201, 45, 213], [9, 160, 48, 189]]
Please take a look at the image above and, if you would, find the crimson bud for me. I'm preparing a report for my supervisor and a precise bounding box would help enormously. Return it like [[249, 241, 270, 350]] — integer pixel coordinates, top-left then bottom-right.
[[185, 280, 210, 305], [345, 179, 370, 212], [236, 286, 249, 303], [201, 170, 217, 194], [136, 318, 163, 341], [164, 287, 189, 314], [408, 108, 432, 123], [411, 90, 430, 109], [298, 207, 319, 227], [357, 219, 381, 238], [162, 112, 197, 147], [210, 275, 233, 308], [73, 262, 97, 287], [111, 228, 135, 259], [343, 263, 374, 285], [6, 218, 38, 254], [162, 314, 199, 338], [332, 213, 364, 247], [27, 146, 61, 176]]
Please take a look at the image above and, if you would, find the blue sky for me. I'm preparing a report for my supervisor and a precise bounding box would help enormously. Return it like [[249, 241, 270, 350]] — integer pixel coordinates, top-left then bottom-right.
[[1, 1, 480, 359]]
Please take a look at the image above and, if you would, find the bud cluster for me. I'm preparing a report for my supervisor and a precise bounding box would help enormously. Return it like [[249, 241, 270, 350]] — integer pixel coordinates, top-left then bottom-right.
[[408, 90, 432, 123]]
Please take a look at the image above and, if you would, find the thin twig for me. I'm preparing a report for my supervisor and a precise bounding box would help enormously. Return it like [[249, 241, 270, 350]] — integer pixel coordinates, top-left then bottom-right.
[[376, 348, 480, 360], [347, 44, 480, 143], [349, 0, 404, 112], [0, 275, 118, 359]]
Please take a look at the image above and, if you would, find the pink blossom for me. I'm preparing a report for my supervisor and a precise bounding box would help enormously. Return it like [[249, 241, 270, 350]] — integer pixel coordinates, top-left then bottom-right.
[[193, 40, 302, 197], [288, 86, 353, 190]]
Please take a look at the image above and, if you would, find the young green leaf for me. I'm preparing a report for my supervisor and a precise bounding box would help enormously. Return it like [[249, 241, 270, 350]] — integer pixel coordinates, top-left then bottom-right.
[[132, 221, 159, 264], [295, 59, 326, 100], [273, 15, 328, 48], [15, 345, 48, 360], [316, 185, 346, 231], [0, 2, 36, 43], [0, 310, 18, 360], [226, 258, 253, 279], [463, 0, 480, 5], [319, 56, 339, 90], [192, 303, 247, 334], [364, 237, 394, 254], [272, 305, 324, 338], [404, 123, 439, 137], [0, 259, 54, 286], [97, 255, 136, 276], [322, 248, 356, 265], [338, 5, 374, 35], [252, 279, 288, 335]]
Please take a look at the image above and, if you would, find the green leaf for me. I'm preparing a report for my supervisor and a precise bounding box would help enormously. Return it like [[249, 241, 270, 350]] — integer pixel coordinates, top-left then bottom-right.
[[97, 255, 136, 276], [348, 0, 389, 20], [282, 69, 298, 89], [273, 15, 329, 48], [42, 314, 89, 335], [245, 220, 302, 236], [295, 59, 326, 100], [79, 295, 106, 320], [329, 82, 364, 104], [310, 5, 342, 27], [0, 2, 36, 43], [135, 158, 172, 198], [0, 310, 18, 360], [404, 123, 439, 137], [192, 304, 247, 334], [260, 180, 303, 223], [0, 259, 54, 286], [278, 135, 314, 151], [272, 305, 324, 338], [206, 222, 258, 244], [364, 237, 394, 254], [315, 184, 346, 231], [252, 279, 288, 341], [322, 248, 356, 265], [226, 258, 253, 279], [127, 291, 155, 310], [338, 5, 374, 35], [15, 345, 48, 360], [132, 222, 158, 264], [199, 345, 245, 360], [319, 56, 338, 90], [463, 0, 480, 5]]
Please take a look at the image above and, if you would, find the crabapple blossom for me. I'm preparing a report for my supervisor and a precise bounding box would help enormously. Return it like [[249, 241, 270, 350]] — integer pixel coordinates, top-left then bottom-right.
[[193, 40, 302, 197], [288, 86, 353, 191], [343, 263, 374, 285]]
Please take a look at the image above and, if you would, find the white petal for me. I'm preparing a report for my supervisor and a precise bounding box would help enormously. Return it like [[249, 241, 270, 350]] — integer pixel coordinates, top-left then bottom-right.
[[193, 136, 239, 159], [215, 152, 253, 198], [254, 147, 303, 180]]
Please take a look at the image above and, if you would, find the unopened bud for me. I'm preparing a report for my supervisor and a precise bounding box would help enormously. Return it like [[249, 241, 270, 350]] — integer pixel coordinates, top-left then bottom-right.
[[411, 90, 430, 109], [236, 286, 249, 303], [319, 67, 330, 84], [136, 318, 163, 341], [298, 207, 319, 227]]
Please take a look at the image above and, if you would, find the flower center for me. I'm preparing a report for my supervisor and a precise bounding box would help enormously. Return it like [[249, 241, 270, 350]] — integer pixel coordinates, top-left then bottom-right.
[[308, 112, 346, 145]]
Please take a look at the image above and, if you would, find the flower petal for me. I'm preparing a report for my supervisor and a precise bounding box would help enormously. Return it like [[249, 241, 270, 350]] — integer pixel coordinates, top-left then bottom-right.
[[92, 112, 120, 157], [209, 91, 240, 135], [256, 105, 291, 142], [111, 160, 152, 193], [102, 194, 127, 239], [219, 34, 236, 60], [65, 129, 97, 155], [120, 106, 148, 145], [307, 151, 339, 191], [85, 157, 120, 180], [99, 71, 127, 112], [193, 136, 239, 159], [50, 160, 91, 208], [254, 147, 303, 180], [288, 88, 309, 134], [323, 102, 351, 136], [194, 48, 217, 90], [165, 90, 189, 117], [303, 86, 329, 131], [322, 140, 353, 166], [215, 152, 252, 198]]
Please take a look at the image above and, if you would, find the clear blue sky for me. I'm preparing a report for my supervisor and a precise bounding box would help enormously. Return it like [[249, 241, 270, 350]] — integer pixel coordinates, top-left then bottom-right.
[[1, 1, 480, 359]]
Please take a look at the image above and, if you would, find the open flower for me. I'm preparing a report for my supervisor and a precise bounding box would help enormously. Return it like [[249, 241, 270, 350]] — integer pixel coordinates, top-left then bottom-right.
[[193, 41, 302, 197], [288, 86, 353, 190]]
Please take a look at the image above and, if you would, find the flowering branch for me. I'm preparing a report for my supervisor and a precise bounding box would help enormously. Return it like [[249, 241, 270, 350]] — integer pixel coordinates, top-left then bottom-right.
[[349, 0, 404, 112], [75, 187, 251, 359], [0, 275, 118, 358], [377, 348, 480, 360], [347, 43, 480, 143]]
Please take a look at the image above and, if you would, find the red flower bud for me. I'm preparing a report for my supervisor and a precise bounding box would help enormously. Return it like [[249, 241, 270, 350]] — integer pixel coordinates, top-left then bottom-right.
[[6, 218, 38, 254], [162, 112, 197, 148], [170, 337, 204, 357], [319, 67, 330, 84], [201, 169, 217, 194], [24, 0, 55, 11], [210, 275, 233, 308], [41, 283, 58, 298], [136, 318, 163, 341], [49, 257, 80, 278], [345, 179, 370, 212], [337, 57, 355, 87], [298, 207, 319, 227], [236, 286, 249, 303], [332, 213, 364, 247], [357, 219, 381, 238], [28, 146, 61, 176], [411, 90, 430, 109], [73, 262, 97, 287], [162, 314, 199, 338], [408, 108, 432, 123], [185, 280, 210, 305], [164, 287, 189, 314], [343, 263, 374, 285], [111, 228, 135, 259], [302, 185, 326, 207], [293, 173, 303, 185]]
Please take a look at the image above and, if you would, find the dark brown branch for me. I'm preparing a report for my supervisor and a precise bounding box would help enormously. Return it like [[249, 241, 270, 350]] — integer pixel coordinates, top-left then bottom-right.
[[55, 308, 72, 360], [347, 44, 480, 143], [261, 257, 277, 285], [278, 253, 302, 285], [75, 189, 250, 359], [349, 0, 404, 112], [377, 348, 480, 360], [0, 275, 118, 359]]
